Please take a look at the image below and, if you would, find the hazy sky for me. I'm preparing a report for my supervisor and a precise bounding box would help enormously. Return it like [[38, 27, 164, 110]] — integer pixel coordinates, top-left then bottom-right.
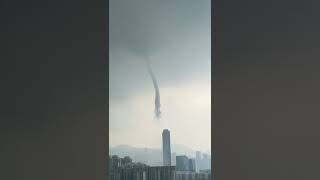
[[109, 0, 211, 152]]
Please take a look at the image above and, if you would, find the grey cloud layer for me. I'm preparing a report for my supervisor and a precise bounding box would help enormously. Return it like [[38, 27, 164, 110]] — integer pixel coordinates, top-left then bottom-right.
[[110, 0, 210, 55], [109, 0, 211, 100]]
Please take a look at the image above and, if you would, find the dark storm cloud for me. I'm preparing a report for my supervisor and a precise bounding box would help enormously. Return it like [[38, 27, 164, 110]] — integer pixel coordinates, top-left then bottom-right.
[[110, 0, 210, 55], [109, 0, 211, 101]]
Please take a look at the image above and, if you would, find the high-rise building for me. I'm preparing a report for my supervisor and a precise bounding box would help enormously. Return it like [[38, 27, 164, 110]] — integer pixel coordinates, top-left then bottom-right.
[[162, 129, 171, 166], [117, 165, 175, 180], [188, 159, 196, 172], [176, 171, 211, 180], [118, 164, 148, 180], [195, 151, 201, 172], [121, 156, 132, 167], [147, 166, 176, 180], [176, 155, 189, 171], [110, 155, 121, 180], [196, 151, 201, 160], [111, 155, 121, 169], [202, 153, 210, 170]]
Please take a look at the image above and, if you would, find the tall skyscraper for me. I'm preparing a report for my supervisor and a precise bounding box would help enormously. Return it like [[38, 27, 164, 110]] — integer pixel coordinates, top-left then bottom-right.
[[162, 129, 171, 166]]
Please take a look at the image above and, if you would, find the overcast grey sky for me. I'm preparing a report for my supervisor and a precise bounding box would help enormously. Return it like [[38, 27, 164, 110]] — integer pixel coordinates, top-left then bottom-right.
[[109, 0, 211, 152]]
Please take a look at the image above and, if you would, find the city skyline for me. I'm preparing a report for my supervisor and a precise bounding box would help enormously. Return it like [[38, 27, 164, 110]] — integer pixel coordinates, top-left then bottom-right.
[[109, 128, 212, 180], [109, 152, 211, 180]]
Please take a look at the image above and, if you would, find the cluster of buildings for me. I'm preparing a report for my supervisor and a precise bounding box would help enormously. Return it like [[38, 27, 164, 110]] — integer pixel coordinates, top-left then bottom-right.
[[109, 155, 175, 180], [109, 129, 212, 180], [195, 151, 211, 172], [176, 155, 196, 172]]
